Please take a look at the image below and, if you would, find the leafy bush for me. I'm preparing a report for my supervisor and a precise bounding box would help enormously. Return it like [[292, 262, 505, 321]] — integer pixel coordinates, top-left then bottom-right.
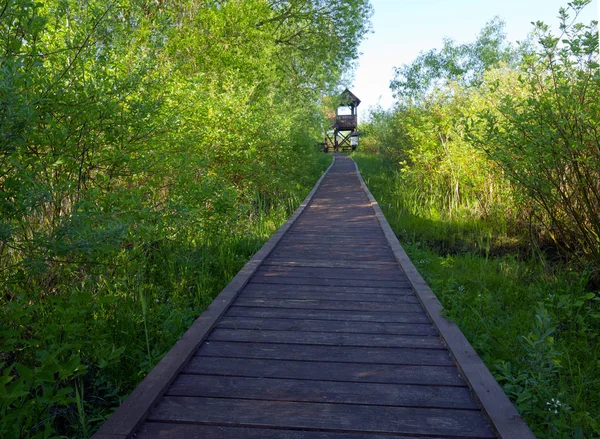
[[468, 1, 600, 265], [1, 0, 370, 436], [363, 0, 599, 271], [356, 153, 600, 437]]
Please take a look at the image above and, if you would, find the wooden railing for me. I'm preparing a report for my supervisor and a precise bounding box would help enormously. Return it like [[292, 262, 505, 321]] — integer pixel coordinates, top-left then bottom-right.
[[335, 114, 357, 129]]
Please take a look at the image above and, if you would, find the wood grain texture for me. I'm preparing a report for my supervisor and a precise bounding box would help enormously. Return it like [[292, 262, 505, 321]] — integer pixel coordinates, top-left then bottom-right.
[[207, 328, 445, 349], [148, 396, 495, 437], [233, 297, 423, 312], [135, 423, 448, 439], [215, 317, 436, 335], [168, 374, 479, 409], [184, 356, 466, 386], [197, 341, 455, 366], [224, 306, 431, 323], [240, 289, 421, 303], [242, 283, 414, 295]]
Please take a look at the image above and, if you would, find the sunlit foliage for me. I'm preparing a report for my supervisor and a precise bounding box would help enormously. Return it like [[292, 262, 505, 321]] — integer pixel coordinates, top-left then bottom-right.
[[0, 0, 372, 436], [359, 1, 599, 436]]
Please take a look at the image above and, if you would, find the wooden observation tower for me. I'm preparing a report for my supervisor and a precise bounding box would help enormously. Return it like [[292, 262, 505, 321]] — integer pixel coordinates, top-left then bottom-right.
[[324, 88, 360, 153]]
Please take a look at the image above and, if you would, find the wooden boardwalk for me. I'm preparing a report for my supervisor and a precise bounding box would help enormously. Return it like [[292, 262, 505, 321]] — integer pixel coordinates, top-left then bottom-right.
[[94, 155, 534, 439]]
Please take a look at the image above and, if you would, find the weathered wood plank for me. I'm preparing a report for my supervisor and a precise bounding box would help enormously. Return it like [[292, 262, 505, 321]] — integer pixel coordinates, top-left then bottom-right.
[[256, 265, 404, 277], [234, 297, 423, 313], [136, 423, 445, 439], [197, 341, 454, 366], [272, 242, 389, 250], [280, 235, 388, 244], [248, 277, 410, 288], [243, 282, 414, 296], [268, 252, 392, 262], [262, 259, 398, 269], [207, 328, 445, 349], [271, 244, 392, 254], [269, 250, 384, 257], [290, 224, 382, 230], [225, 306, 431, 323], [168, 374, 479, 409], [215, 317, 436, 335], [252, 272, 405, 284], [185, 356, 465, 386], [283, 233, 387, 241], [240, 289, 420, 304], [148, 396, 495, 437]]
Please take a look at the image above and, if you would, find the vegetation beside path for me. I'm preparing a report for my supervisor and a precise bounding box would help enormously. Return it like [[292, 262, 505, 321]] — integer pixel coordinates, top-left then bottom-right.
[[355, 2, 599, 436], [0, 0, 369, 437], [356, 153, 599, 438]]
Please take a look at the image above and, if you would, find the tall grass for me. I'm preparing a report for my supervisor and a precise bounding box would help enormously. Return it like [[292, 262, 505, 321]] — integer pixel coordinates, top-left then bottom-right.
[[355, 152, 600, 438]]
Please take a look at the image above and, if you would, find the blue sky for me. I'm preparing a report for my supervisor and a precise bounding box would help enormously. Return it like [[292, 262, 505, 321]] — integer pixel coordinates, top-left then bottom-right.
[[352, 0, 599, 119]]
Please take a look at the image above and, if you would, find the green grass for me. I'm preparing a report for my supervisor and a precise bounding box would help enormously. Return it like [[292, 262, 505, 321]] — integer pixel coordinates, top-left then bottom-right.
[[354, 152, 600, 439]]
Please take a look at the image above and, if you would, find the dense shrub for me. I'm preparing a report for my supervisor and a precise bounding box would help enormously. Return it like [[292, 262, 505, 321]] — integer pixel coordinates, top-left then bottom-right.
[[0, 1, 372, 436]]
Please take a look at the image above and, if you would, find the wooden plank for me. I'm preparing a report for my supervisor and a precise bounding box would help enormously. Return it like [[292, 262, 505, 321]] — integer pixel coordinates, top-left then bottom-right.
[[225, 306, 431, 323], [136, 423, 446, 439], [91, 157, 336, 439], [253, 272, 404, 283], [271, 243, 391, 252], [243, 282, 414, 296], [274, 249, 393, 260], [197, 341, 454, 366], [234, 297, 423, 313], [248, 277, 410, 288], [262, 259, 398, 269], [293, 229, 381, 236], [280, 235, 388, 244], [168, 374, 479, 409], [241, 289, 421, 304], [283, 231, 386, 240], [268, 252, 392, 262], [257, 263, 403, 274], [148, 396, 495, 437], [295, 219, 379, 226], [185, 356, 466, 386], [255, 267, 404, 281], [284, 232, 383, 238], [354, 158, 535, 438], [215, 317, 437, 335], [207, 328, 445, 349]]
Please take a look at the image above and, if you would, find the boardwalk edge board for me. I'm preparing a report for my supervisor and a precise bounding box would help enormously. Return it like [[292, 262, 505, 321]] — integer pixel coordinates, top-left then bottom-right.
[[92, 157, 336, 439], [353, 159, 535, 439]]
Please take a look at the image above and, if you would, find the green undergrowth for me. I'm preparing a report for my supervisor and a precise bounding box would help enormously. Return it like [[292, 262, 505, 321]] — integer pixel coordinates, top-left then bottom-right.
[[0, 154, 331, 438], [354, 152, 600, 438]]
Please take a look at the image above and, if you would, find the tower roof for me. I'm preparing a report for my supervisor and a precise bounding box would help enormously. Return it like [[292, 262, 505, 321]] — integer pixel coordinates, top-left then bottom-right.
[[339, 88, 361, 107]]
